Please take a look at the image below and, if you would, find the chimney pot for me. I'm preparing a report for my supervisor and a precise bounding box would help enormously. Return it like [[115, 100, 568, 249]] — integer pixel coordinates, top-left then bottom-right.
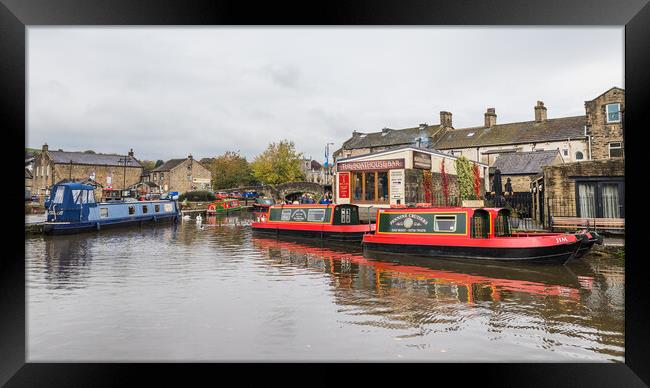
[[128, 148, 134, 157], [484, 108, 497, 127]]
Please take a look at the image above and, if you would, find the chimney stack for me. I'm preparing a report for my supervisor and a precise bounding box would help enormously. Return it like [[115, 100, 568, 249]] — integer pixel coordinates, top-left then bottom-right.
[[42, 143, 48, 152], [440, 111, 453, 128], [188, 154, 193, 160], [534, 101, 547, 122], [484, 108, 496, 128], [419, 123, 428, 130], [382, 127, 390, 134], [128, 148, 134, 157]]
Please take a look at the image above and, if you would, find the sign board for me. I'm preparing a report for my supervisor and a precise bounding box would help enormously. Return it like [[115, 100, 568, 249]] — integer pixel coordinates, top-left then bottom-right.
[[389, 169, 405, 204], [193, 178, 211, 184], [106, 174, 112, 189], [338, 172, 350, 199], [270, 207, 332, 223], [377, 211, 467, 234], [337, 158, 405, 172], [413, 151, 432, 170]]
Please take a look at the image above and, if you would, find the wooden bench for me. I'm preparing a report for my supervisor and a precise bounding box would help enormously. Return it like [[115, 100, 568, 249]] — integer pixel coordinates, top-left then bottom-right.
[[551, 217, 625, 232]]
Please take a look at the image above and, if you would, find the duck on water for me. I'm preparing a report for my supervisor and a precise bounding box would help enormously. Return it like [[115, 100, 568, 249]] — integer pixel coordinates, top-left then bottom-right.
[[42, 182, 181, 234]]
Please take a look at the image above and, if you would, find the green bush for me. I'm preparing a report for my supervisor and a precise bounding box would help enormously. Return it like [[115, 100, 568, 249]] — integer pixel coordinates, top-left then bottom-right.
[[178, 191, 216, 202]]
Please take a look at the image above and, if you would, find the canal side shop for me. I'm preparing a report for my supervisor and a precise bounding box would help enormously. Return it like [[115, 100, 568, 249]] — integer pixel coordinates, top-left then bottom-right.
[[334, 146, 489, 219]]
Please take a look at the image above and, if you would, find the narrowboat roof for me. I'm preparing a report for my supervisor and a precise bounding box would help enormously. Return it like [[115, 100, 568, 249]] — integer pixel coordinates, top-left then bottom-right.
[[52, 182, 95, 190]]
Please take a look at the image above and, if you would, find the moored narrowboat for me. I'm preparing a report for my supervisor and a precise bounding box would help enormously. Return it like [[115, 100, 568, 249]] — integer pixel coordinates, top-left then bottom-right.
[[251, 204, 375, 243], [362, 207, 600, 264], [252, 197, 275, 212], [206, 198, 243, 214], [42, 182, 180, 234]]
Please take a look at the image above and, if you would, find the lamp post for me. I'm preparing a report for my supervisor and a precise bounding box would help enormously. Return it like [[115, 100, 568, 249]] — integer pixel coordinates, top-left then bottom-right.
[[325, 142, 334, 184], [118, 156, 129, 190]]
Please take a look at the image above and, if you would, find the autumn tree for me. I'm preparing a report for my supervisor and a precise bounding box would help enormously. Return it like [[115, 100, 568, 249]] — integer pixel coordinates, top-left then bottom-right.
[[209, 151, 254, 190], [139, 160, 156, 171], [251, 140, 305, 185]]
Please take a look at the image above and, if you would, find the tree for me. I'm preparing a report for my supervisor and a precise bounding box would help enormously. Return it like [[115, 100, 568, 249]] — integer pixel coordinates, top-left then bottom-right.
[[139, 160, 156, 171], [209, 151, 254, 189], [154, 160, 164, 168], [251, 140, 305, 185], [455, 156, 477, 200]]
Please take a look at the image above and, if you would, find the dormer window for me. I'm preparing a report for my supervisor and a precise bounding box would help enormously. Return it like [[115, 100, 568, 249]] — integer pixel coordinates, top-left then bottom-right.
[[606, 103, 621, 123]]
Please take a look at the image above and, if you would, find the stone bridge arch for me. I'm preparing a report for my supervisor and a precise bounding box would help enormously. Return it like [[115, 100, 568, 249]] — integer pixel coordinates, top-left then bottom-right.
[[276, 182, 326, 201]]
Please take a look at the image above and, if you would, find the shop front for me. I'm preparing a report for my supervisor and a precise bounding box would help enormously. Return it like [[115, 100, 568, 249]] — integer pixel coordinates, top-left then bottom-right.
[[335, 146, 489, 213]]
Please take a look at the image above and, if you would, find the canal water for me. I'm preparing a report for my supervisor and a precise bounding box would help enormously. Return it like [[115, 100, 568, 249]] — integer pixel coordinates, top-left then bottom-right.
[[25, 212, 624, 362]]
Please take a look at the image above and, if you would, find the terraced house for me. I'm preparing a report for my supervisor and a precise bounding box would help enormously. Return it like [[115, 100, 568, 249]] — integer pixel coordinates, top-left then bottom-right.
[[150, 154, 212, 194]]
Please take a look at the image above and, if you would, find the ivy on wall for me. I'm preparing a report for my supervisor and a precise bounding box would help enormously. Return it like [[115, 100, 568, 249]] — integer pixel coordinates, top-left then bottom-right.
[[455, 156, 477, 200], [440, 159, 449, 205]]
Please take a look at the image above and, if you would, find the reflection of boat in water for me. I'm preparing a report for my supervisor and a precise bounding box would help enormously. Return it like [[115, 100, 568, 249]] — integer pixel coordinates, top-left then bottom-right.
[[207, 198, 243, 214], [362, 207, 601, 264], [42, 182, 180, 234], [251, 204, 375, 243], [251, 236, 588, 300]]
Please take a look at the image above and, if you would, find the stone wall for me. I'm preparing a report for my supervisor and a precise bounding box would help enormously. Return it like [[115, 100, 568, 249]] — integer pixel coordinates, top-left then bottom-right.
[[498, 174, 534, 193], [585, 88, 624, 161], [543, 158, 625, 217]]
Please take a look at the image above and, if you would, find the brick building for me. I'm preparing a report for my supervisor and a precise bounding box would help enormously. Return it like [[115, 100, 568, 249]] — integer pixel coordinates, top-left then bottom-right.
[[31, 144, 143, 199], [150, 154, 212, 194]]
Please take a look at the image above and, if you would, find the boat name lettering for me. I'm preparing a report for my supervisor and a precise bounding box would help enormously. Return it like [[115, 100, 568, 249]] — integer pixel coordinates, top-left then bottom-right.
[[389, 214, 429, 226], [555, 236, 569, 243]]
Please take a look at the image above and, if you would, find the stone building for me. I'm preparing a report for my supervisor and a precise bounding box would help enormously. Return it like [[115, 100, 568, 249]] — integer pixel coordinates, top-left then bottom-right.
[[491, 150, 564, 193], [149, 154, 212, 193], [531, 87, 625, 223], [31, 144, 143, 199], [299, 158, 333, 185], [334, 111, 452, 160]]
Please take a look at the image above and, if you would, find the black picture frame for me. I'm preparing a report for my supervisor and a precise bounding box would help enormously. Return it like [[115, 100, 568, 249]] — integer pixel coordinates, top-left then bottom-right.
[[3, 0, 649, 386]]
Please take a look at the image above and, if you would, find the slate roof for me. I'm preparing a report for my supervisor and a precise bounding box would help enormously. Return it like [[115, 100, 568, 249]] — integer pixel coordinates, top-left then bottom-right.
[[492, 150, 561, 175], [151, 159, 186, 172], [434, 115, 586, 149], [342, 125, 442, 150], [310, 160, 323, 170], [48, 150, 142, 168]]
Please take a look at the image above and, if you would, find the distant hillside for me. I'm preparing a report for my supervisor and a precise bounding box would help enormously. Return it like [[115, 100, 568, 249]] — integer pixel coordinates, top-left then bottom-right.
[[25, 148, 41, 157]]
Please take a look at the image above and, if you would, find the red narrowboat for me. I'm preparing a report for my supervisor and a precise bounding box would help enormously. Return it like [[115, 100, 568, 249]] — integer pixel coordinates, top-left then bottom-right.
[[251, 204, 375, 243], [362, 207, 601, 264]]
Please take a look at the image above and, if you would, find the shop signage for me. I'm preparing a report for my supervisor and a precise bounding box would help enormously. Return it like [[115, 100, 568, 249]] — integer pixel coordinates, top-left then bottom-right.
[[413, 151, 432, 170], [338, 172, 350, 198], [390, 170, 405, 204], [337, 158, 405, 172]]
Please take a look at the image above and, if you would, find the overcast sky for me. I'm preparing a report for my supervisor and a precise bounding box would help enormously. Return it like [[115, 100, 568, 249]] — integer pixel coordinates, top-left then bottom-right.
[[27, 27, 623, 163]]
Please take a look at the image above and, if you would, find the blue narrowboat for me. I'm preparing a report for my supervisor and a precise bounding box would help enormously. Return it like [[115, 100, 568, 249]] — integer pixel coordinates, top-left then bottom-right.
[[43, 182, 181, 234]]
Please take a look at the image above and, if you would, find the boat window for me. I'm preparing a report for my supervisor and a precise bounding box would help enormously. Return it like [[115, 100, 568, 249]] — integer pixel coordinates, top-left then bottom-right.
[[164, 203, 173, 212], [341, 208, 351, 224], [72, 190, 82, 204], [281, 209, 292, 221], [100, 208, 108, 218], [142, 205, 148, 214], [434, 215, 457, 232], [53, 187, 65, 204], [155, 204, 160, 213], [471, 210, 489, 238], [128, 205, 135, 215], [87, 190, 95, 203], [307, 209, 326, 222], [495, 211, 511, 237]]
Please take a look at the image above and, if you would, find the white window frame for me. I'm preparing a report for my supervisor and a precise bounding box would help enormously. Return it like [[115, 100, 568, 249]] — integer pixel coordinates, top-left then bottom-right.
[[606, 103, 621, 123], [608, 142, 623, 158], [433, 215, 458, 233]]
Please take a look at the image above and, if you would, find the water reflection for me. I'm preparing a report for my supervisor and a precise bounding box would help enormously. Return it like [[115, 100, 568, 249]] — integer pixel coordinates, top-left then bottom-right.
[[250, 236, 624, 361], [26, 212, 624, 362]]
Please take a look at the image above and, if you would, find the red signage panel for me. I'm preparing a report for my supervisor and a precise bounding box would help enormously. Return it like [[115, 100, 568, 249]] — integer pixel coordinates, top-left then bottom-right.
[[338, 172, 350, 198]]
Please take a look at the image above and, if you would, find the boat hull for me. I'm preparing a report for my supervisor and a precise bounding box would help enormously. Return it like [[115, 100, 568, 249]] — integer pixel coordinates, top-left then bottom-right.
[[43, 213, 179, 235], [251, 222, 373, 243], [363, 240, 580, 264]]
